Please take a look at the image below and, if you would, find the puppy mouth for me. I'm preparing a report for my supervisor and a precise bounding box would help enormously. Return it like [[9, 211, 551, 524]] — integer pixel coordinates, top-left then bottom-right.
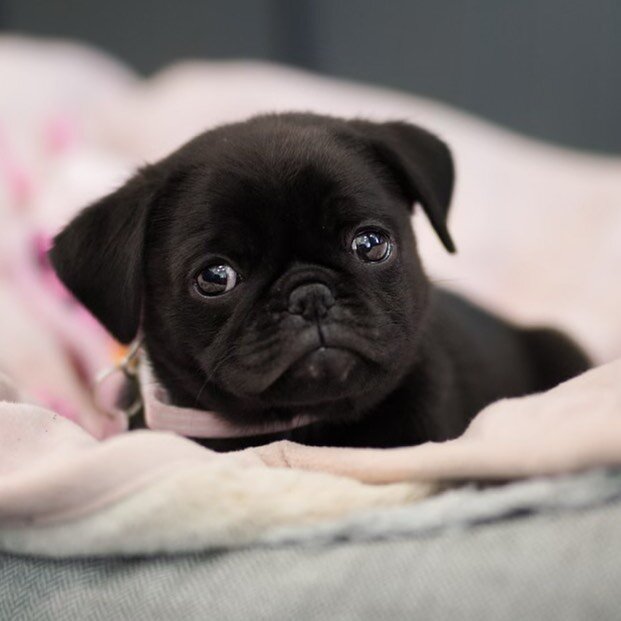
[[260, 345, 362, 407], [252, 319, 378, 407], [286, 346, 358, 382], [215, 323, 389, 405]]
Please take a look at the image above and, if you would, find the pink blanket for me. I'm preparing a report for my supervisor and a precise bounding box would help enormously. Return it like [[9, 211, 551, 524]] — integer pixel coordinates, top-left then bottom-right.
[[1, 359, 620, 556], [1, 36, 621, 557]]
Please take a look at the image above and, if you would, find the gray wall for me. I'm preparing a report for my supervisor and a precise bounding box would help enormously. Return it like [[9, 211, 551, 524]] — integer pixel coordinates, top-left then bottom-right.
[[2, 0, 620, 154]]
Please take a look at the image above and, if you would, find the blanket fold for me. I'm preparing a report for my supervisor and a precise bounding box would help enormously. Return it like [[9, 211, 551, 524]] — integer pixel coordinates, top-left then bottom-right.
[[253, 358, 621, 483], [0, 359, 620, 557]]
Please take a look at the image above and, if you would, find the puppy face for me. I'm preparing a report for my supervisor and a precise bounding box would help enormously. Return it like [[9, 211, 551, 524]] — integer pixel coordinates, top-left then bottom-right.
[[50, 114, 455, 427]]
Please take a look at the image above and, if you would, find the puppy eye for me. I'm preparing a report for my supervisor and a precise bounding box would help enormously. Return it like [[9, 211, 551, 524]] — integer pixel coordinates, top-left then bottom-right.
[[351, 230, 392, 263], [195, 264, 239, 296]]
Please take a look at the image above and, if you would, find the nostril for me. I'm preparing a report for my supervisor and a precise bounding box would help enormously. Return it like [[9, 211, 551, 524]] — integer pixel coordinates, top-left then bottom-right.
[[288, 283, 335, 319]]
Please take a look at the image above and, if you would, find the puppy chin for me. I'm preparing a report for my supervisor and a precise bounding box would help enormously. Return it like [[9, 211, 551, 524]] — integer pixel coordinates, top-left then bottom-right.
[[260, 346, 365, 407]]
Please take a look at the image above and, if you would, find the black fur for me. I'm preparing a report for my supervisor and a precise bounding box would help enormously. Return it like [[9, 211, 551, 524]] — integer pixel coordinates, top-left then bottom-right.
[[49, 113, 590, 450]]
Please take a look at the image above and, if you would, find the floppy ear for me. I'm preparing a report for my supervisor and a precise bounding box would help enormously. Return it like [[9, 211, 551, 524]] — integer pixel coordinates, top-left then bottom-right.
[[49, 168, 158, 343], [348, 120, 456, 253]]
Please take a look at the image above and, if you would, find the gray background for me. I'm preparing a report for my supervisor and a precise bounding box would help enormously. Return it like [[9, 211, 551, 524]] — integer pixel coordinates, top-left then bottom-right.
[[2, 0, 620, 154]]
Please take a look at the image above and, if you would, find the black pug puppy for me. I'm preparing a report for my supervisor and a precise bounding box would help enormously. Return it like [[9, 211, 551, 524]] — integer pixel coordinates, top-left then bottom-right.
[[50, 113, 589, 450]]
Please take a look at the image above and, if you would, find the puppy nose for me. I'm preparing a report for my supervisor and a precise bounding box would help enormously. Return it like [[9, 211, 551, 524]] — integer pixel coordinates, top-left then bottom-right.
[[288, 283, 335, 320]]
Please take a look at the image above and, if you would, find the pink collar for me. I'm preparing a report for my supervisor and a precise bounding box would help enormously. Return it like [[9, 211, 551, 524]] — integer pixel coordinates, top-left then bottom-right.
[[139, 358, 319, 439]]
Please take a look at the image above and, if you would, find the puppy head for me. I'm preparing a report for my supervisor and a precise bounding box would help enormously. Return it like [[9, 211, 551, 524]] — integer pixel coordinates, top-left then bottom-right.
[[50, 113, 455, 426]]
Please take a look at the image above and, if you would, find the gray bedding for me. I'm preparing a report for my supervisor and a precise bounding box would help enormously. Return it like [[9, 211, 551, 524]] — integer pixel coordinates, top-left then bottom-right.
[[2, 469, 620, 620]]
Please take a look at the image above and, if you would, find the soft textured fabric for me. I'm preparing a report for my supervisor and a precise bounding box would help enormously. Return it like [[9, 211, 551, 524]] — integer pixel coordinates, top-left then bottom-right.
[[0, 371, 430, 557], [2, 470, 621, 620], [1, 360, 620, 557]]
